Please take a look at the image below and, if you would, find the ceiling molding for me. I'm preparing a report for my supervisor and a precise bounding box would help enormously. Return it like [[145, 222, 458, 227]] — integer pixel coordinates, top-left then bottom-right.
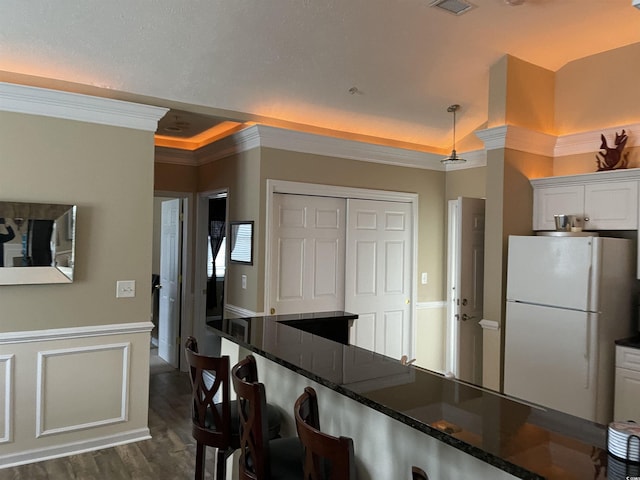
[[253, 125, 443, 170], [475, 125, 556, 157], [476, 123, 640, 158], [155, 121, 640, 170], [554, 122, 640, 157], [193, 125, 262, 165], [167, 124, 449, 171], [0, 82, 168, 131], [154, 147, 198, 166]]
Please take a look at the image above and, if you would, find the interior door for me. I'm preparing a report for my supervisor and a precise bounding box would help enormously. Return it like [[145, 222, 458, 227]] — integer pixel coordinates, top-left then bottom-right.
[[269, 194, 346, 315], [158, 198, 181, 368], [456, 197, 485, 385], [345, 199, 412, 360]]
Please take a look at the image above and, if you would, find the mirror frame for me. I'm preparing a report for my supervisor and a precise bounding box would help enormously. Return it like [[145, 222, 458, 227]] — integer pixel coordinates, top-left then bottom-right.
[[0, 202, 77, 285]]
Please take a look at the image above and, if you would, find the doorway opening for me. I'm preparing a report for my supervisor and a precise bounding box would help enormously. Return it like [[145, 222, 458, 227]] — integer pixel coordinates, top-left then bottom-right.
[[206, 196, 227, 322], [194, 190, 228, 355], [446, 197, 485, 385], [151, 194, 189, 370]]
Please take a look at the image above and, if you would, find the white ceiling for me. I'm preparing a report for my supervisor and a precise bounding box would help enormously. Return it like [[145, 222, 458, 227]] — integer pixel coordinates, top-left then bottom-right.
[[1, 0, 639, 152]]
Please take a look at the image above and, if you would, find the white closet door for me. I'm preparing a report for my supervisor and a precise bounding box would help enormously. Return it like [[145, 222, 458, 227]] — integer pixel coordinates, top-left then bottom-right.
[[270, 194, 346, 315], [345, 199, 412, 360]]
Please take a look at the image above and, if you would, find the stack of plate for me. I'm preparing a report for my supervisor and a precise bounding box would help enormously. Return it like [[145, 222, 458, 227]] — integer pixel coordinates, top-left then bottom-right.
[[608, 454, 640, 479], [608, 421, 640, 462]]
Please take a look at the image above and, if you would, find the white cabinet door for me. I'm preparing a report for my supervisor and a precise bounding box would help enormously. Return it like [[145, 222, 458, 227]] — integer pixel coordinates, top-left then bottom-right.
[[584, 181, 638, 230], [533, 185, 584, 230], [615, 366, 640, 422], [615, 346, 640, 422]]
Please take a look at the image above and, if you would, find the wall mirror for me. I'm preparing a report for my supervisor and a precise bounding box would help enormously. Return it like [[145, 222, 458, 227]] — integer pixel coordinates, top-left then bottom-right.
[[230, 221, 253, 265], [0, 201, 76, 285]]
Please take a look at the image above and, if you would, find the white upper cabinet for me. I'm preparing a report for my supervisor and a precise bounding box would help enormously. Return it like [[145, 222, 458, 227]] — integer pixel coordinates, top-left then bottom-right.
[[531, 170, 640, 231]]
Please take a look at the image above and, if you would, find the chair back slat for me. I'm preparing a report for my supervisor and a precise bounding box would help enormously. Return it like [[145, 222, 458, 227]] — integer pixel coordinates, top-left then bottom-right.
[[184, 336, 231, 447], [412, 466, 429, 480], [294, 387, 355, 480], [231, 355, 271, 480]]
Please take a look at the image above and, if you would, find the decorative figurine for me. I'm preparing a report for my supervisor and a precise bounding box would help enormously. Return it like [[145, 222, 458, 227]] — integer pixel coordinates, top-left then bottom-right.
[[596, 130, 629, 171]]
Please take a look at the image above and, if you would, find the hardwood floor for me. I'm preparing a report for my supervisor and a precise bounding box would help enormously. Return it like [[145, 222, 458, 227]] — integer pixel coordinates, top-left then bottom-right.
[[0, 354, 211, 480]]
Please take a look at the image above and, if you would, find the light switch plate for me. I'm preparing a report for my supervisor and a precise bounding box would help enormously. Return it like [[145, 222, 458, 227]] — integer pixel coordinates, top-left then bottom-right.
[[116, 280, 136, 298]]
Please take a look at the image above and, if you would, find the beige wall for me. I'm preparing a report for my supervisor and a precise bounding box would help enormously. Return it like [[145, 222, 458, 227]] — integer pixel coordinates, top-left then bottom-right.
[[555, 42, 640, 135], [0, 104, 156, 467], [0, 111, 154, 332], [154, 161, 198, 193], [445, 167, 487, 201], [504, 56, 555, 133]]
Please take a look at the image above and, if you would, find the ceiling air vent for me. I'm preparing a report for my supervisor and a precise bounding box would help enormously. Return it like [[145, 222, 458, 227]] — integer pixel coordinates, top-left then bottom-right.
[[430, 0, 475, 15]]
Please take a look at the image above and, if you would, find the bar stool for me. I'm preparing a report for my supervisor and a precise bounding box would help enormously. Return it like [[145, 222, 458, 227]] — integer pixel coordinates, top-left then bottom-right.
[[411, 466, 429, 480], [232, 355, 303, 480], [294, 387, 356, 479], [184, 338, 282, 480]]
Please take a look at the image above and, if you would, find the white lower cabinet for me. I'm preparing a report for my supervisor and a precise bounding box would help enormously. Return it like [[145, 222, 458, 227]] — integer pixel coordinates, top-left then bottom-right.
[[614, 345, 640, 422]]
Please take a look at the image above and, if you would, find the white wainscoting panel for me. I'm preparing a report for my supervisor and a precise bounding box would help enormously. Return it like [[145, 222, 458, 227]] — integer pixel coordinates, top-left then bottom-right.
[[35, 343, 130, 438], [0, 354, 14, 444]]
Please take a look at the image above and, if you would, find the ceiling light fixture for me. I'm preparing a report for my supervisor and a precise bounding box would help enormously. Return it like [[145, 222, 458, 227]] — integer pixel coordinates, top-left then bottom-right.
[[505, 0, 525, 5], [430, 0, 475, 16], [441, 104, 466, 165]]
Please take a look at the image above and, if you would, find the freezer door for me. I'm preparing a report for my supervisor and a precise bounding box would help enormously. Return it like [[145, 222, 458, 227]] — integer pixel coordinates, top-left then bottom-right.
[[507, 236, 595, 311], [504, 302, 598, 421]]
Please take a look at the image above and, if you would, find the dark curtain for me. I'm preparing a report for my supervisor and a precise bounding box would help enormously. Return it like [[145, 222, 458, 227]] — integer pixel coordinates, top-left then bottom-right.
[[206, 220, 225, 309], [29, 219, 54, 266]]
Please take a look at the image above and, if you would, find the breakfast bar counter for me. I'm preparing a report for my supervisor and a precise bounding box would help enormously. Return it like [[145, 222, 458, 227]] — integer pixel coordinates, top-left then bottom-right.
[[207, 312, 616, 480]]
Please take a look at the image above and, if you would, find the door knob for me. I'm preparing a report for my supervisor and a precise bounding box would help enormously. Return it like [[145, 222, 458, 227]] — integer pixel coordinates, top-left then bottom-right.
[[461, 313, 476, 321]]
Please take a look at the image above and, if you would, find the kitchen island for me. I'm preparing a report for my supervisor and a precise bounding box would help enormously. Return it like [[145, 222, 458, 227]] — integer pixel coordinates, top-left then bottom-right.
[[208, 312, 615, 480]]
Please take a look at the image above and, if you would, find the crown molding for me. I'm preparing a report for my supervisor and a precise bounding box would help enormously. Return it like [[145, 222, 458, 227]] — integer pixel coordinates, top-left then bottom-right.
[[0, 82, 168, 131], [193, 125, 262, 165], [475, 123, 640, 158], [155, 120, 640, 169], [165, 124, 452, 170], [475, 125, 556, 157], [555, 122, 640, 157], [253, 125, 444, 170], [154, 147, 198, 166]]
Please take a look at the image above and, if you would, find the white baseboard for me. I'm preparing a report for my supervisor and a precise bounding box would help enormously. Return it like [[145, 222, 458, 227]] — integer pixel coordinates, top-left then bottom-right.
[[0, 427, 150, 469], [224, 304, 259, 318], [416, 301, 446, 309]]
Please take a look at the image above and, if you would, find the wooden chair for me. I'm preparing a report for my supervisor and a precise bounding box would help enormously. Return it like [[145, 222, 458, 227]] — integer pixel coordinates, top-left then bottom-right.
[[185, 338, 282, 480], [294, 387, 356, 480], [411, 466, 429, 480], [231, 355, 303, 480]]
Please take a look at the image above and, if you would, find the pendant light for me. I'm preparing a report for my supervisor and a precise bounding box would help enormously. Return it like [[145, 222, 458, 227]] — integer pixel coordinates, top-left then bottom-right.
[[441, 104, 466, 165]]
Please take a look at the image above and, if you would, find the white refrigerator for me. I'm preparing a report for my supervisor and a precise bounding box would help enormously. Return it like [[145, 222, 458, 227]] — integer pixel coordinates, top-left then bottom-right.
[[504, 235, 635, 423]]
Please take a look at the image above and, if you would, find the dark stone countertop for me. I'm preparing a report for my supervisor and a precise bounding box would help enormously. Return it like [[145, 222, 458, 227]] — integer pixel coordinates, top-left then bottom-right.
[[615, 335, 640, 349], [208, 312, 621, 480]]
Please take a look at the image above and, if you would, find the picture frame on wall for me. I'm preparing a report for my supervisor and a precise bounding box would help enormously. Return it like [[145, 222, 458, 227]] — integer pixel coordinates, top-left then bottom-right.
[[230, 221, 253, 265]]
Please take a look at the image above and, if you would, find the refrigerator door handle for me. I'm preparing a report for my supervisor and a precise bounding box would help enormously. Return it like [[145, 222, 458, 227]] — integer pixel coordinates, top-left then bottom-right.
[[584, 315, 590, 389]]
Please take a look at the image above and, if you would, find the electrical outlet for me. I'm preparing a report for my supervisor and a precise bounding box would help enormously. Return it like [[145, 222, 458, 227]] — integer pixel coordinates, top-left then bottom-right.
[[116, 280, 136, 298]]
